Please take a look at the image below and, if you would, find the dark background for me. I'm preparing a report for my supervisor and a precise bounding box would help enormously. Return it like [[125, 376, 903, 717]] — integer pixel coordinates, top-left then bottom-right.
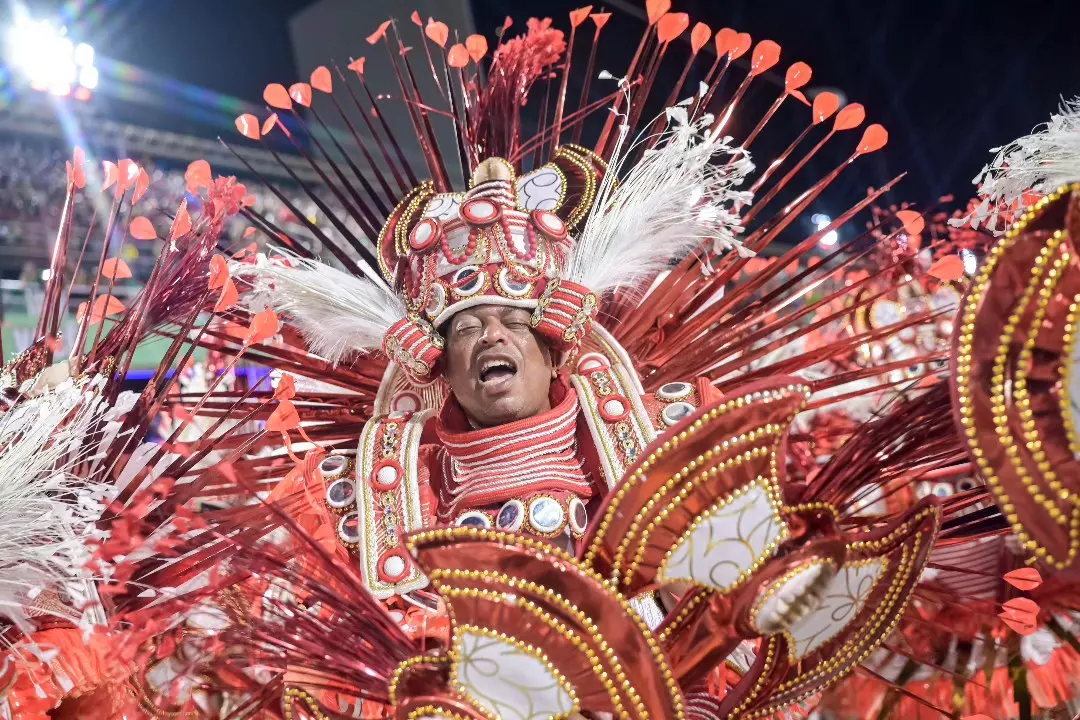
[[1, 0, 1078, 210]]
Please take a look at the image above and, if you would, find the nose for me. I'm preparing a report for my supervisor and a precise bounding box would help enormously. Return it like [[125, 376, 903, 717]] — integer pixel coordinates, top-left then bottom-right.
[[479, 319, 510, 346]]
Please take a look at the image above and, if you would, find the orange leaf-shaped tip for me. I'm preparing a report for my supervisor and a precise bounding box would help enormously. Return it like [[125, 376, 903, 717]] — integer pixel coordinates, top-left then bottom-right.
[[310, 66, 333, 93], [999, 597, 1040, 635], [714, 27, 737, 55], [215, 277, 239, 313], [102, 160, 119, 191], [591, 12, 611, 29], [117, 159, 138, 192], [266, 399, 300, 432], [129, 216, 157, 241], [94, 294, 127, 319], [289, 82, 312, 107], [928, 255, 965, 282], [730, 32, 752, 59], [274, 373, 297, 401], [447, 44, 469, 68], [502, 16, 513, 30], [263, 83, 292, 110], [185, 160, 211, 192], [101, 257, 132, 280], [208, 254, 230, 290], [243, 194, 256, 208], [232, 242, 257, 260], [367, 19, 392, 44], [785, 62, 811, 92], [133, 168, 151, 204], [235, 113, 261, 140], [170, 200, 192, 241], [790, 89, 809, 105], [247, 307, 280, 346], [425, 20, 449, 48], [569, 6, 593, 27], [834, 102, 865, 131], [1004, 567, 1043, 591], [896, 209, 925, 236], [856, 123, 888, 154], [749, 39, 781, 75], [657, 13, 689, 43], [261, 113, 280, 136], [243, 227, 257, 239], [73, 146, 86, 166], [812, 92, 840, 124], [68, 161, 87, 190], [645, 0, 671, 25], [690, 22, 711, 53], [465, 34, 488, 63], [348, 57, 366, 74], [410, 10, 422, 26]]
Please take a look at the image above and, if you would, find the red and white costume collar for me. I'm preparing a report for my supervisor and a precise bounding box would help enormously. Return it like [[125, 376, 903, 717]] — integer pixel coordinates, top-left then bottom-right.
[[433, 377, 592, 520]]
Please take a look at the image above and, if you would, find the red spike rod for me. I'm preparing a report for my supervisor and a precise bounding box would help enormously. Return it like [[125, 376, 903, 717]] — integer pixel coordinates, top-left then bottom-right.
[[85, 202, 136, 369], [305, 104, 393, 216], [238, 209, 314, 259], [218, 140, 367, 278], [321, 82, 400, 201], [653, 263, 887, 376], [532, 74, 555, 169], [415, 17, 448, 101], [594, 24, 655, 158], [622, 36, 671, 148], [549, 9, 582, 152], [512, 86, 625, 163], [335, 64, 415, 193], [570, 15, 608, 146], [651, 176, 901, 361], [383, 26, 451, 191], [278, 108, 384, 235], [355, 64, 423, 188], [35, 183, 76, 347], [743, 117, 862, 227]]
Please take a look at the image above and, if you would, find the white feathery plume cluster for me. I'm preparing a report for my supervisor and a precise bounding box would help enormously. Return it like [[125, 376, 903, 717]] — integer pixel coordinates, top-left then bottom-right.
[[952, 96, 1080, 234], [0, 375, 115, 634], [565, 78, 755, 296], [235, 250, 408, 365]]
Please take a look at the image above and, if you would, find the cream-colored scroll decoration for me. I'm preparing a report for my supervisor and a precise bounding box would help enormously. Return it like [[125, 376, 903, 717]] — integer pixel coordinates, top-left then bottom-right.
[[657, 479, 788, 593], [453, 629, 577, 720], [782, 559, 886, 661]]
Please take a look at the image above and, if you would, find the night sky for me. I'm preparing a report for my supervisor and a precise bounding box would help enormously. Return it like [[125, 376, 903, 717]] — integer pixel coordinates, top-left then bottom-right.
[[3, 0, 1078, 213]]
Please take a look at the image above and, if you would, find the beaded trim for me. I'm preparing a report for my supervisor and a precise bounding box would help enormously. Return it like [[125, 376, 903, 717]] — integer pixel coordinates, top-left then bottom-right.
[[354, 412, 433, 598]]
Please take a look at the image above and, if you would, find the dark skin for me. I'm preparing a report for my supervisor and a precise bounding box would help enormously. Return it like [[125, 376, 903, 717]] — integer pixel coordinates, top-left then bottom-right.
[[443, 305, 556, 428]]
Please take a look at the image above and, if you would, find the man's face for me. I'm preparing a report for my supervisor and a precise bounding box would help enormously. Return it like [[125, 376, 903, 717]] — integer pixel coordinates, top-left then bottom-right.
[[443, 305, 555, 428]]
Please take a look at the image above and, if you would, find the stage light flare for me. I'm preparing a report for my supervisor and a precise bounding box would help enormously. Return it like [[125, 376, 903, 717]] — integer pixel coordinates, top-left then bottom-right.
[[5, 7, 97, 98], [812, 212, 838, 247]]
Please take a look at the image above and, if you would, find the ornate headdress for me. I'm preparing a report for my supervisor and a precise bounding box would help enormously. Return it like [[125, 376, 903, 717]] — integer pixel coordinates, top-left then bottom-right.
[[240, 16, 754, 384]]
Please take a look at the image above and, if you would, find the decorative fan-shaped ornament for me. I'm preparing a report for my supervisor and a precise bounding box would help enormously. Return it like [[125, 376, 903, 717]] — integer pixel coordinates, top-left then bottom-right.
[[951, 184, 1080, 576]]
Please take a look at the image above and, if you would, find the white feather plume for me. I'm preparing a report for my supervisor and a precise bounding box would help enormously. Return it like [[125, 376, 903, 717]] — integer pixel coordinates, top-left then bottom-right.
[[0, 376, 114, 634], [952, 96, 1080, 234], [236, 251, 407, 364], [565, 93, 754, 296]]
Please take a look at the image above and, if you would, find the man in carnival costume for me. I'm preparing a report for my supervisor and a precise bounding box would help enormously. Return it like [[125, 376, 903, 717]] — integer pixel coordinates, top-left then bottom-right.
[[4, 5, 1080, 720]]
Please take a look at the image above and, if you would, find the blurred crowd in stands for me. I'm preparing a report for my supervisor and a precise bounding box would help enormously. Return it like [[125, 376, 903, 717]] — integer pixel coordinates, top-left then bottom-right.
[[0, 135, 330, 283]]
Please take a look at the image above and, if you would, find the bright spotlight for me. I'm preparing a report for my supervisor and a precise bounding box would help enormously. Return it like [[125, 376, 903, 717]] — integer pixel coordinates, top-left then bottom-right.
[[812, 212, 838, 247], [74, 42, 94, 67], [6, 9, 97, 97], [78, 66, 99, 90]]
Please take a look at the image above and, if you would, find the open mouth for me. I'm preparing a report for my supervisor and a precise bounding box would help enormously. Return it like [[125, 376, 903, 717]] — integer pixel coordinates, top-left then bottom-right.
[[478, 357, 517, 385]]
